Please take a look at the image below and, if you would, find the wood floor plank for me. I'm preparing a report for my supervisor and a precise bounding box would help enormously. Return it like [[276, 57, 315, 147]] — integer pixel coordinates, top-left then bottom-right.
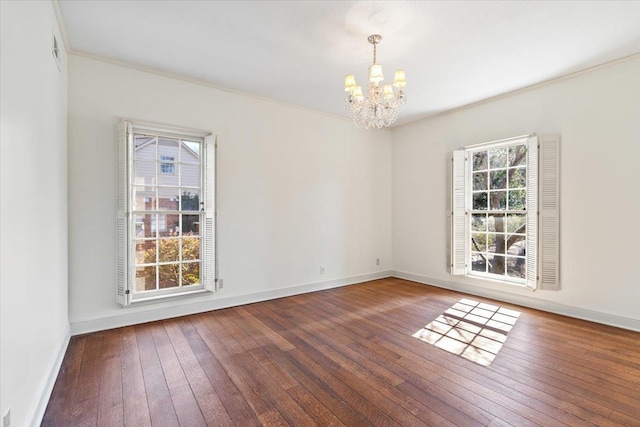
[[96, 330, 124, 426], [180, 316, 262, 427], [41, 336, 86, 427], [43, 278, 640, 427], [150, 322, 207, 427], [135, 324, 180, 427], [163, 319, 234, 426], [120, 326, 152, 427], [69, 332, 105, 426]]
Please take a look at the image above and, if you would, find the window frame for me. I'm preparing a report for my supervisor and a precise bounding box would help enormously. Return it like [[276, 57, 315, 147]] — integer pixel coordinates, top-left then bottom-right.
[[116, 120, 218, 306], [464, 140, 531, 286], [452, 134, 553, 290]]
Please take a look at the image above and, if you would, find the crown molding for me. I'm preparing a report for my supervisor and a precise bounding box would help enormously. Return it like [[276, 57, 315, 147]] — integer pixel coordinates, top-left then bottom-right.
[[68, 50, 370, 128], [396, 51, 640, 130]]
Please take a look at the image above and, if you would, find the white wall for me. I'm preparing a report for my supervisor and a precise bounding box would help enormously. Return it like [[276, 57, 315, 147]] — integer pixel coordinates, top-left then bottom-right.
[[0, 1, 69, 426], [392, 57, 640, 330], [68, 55, 392, 332]]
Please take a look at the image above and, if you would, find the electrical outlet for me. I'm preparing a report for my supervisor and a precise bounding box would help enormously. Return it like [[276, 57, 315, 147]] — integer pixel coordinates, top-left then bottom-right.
[[320, 266, 325, 274], [217, 279, 224, 289], [376, 258, 380, 266], [3, 408, 10, 427]]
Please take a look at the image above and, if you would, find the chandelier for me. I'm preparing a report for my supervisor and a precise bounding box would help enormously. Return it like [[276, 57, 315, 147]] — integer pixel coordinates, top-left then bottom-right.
[[344, 34, 407, 129]]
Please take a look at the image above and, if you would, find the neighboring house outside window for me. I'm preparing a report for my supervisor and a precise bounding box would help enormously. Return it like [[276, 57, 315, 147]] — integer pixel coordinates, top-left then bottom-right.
[[451, 134, 559, 290], [116, 121, 217, 305]]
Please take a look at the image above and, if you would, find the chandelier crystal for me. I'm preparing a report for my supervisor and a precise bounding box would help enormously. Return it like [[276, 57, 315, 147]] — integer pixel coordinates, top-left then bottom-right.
[[344, 34, 407, 129]]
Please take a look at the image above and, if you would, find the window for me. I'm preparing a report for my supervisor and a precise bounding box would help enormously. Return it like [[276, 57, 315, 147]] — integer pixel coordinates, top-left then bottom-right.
[[116, 121, 217, 305], [451, 135, 559, 290], [160, 155, 175, 174]]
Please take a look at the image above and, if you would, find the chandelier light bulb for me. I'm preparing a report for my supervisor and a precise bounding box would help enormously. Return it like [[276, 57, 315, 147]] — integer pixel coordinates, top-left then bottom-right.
[[383, 84, 394, 99], [393, 70, 406, 89], [352, 86, 364, 100], [344, 74, 357, 92], [368, 64, 384, 84], [344, 34, 407, 129]]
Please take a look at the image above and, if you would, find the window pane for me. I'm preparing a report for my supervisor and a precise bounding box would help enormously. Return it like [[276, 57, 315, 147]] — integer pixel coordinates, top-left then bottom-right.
[[488, 234, 506, 254], [507, 214, 526, 233], [182, 140, 201, 163], [473, 152, 487, 171], [182, 262, 200, 286], [159, 162, 179, 186], [488, 213, 505, 232], [134, 186, 156, 211], [471, 214, 486, 231], [471, 233, 487, 252], [134, 135, 156, 161], [489, 170, 507, 190], [509, 144, 527, 167], [181, 163, 201, 188], [158, 138, 179, 159], [135, 214, 155, 238], [136, 266, 156, 291], [158, 187, 180, 211], [488, 254, 505, 275], [471, 253, 486, 272], [508, 190, 526, 210], [506, 256, 525, 279], [159, 264, 179, 289], [182, 237, 200, 260], [489, 148, 507, 168], [164, 214, 179, 235], [507, 239, 526, 256], [182, 214, 200, 235], [134, 161, 156, 186], [473, 192, 488, 210], [158, 238, 179, 262], [473, 172, 487, 191], [508, 168, 526, 189], [489, 191, 506, 210], [160, 160, 175, 175], [181, 190, 201, 211], [135, 240, 155, 265]]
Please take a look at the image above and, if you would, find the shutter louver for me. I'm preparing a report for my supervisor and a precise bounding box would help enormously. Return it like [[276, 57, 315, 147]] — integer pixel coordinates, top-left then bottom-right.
[[525, 136, 538, 289], [203, 135, 217, 292], [539, 135, 560, 290], [451, 150, 466, 275], [116, 121, 130, 306]]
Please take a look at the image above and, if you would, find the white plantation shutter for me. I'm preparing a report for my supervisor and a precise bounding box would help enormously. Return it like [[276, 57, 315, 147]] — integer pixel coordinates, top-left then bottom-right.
[[451, 150, 466, 275], [525, 136, 538, 289], [538, 135, 560, 290], [203, 135, 217, 292], [116, 121, 131, 306]]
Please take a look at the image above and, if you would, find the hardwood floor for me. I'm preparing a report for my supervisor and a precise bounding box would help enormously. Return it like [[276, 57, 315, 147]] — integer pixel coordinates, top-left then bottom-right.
[[42, 278, 640, 426]]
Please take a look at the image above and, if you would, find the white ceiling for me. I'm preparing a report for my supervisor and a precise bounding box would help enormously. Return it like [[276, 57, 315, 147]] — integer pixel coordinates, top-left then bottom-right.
[[58, 1, 640, 126]]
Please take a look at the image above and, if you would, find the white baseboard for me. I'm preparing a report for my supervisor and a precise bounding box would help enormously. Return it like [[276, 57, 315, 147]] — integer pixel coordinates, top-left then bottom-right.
[[70, 270, 394, 335], [28, 323, 71, 427], [392, 270, 640, 332]]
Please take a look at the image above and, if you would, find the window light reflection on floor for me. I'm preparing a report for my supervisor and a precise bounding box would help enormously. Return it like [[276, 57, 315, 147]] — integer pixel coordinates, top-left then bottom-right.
[[413, 298, 521, 366]]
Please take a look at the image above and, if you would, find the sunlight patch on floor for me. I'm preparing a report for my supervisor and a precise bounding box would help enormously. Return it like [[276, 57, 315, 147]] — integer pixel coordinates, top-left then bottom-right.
[[413, 298, 520, 366]]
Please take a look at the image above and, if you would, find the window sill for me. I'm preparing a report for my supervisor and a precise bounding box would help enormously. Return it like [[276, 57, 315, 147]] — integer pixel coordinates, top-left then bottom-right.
[[129, 287, 209, 305], [464, 274, 533, 291]]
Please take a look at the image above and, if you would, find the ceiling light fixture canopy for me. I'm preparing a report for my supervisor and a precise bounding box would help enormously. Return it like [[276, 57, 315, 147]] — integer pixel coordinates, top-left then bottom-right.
[[344, 34, 406, 129]]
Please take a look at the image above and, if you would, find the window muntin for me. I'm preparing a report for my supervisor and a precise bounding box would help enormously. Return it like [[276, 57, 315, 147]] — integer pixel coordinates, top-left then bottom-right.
[[467, 142, 528, 284], [131, 132, 204, 295]]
